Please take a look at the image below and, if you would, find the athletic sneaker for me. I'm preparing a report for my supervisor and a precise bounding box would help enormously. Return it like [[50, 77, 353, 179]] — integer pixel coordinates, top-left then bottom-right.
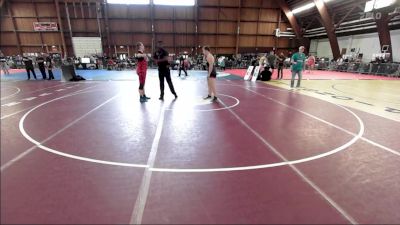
[[159, 96, 164, 101], [144, 95, 151, 100], [203, 95, 212, 100], [140, 96, 147, 103], [211, 96, 218, 102], [174, 94, 178, 99]]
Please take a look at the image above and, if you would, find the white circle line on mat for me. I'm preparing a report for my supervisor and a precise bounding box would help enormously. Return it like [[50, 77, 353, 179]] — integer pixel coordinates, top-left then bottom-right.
[[165, 94, 240, 112], [1, 86, 21, 100], [19, 87, 364, 172]]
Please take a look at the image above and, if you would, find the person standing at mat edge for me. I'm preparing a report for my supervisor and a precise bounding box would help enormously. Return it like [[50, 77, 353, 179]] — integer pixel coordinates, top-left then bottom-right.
[[202, 46, 218, 102], [290, 46, 306, 88], [178, 55, 188, 77], [136, 42, 150, 103], [277, 52, 285, 80], [46, 55, 55, 80], [153, 41, 177, 101], [23, 56, 37, 80], [0, 51, 10, 75], [36, 53, 47, 80]]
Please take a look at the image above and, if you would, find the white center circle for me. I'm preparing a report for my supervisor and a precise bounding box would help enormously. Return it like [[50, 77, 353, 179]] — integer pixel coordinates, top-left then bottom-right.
[[165, 94, 240, 112], [19, 88, 364, 173]]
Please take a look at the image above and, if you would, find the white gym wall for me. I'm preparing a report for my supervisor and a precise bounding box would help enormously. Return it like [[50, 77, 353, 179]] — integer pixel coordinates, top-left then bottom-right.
[[310, 30, 400, 62], [72, 37, 103, 58], [390, 29, 400, 62]]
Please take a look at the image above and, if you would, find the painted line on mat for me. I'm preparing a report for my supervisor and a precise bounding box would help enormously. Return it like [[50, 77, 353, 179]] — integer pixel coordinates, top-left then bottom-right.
[[150, 86, 365, 173], [1, 86, 21, 100], [21, 97, 37, 101], [2, 90, 136, 171], [1, 84, 98, 120], [130, 105, 166, 225], [219, 97, 358, 225], [245, 84, 400, 157], [1, 83, 72, 102], [1, 102, 21, 107], [18, 83, 365, 172], [13, 89, 148, 171], [165, 94, 240, 112]]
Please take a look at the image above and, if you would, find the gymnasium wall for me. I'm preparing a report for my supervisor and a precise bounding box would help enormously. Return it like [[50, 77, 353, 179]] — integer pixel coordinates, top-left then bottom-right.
[[310, 29, 400, 63], [0, 0, 294, 57]]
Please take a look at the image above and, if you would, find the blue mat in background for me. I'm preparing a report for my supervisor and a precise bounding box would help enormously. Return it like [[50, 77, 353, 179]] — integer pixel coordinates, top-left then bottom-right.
[[1, 69, 242, 81]]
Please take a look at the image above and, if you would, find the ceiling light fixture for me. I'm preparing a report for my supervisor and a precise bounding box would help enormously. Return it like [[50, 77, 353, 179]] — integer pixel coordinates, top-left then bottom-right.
[[291, 0, 333, 15], [364, 0, 396, 12]]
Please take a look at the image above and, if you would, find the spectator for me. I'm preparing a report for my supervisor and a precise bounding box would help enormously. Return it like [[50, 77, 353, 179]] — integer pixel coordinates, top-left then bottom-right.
[[267, 50, 277, 75], [0, 51, 10, 75], [36, 53, 47, 79], [276, 52, 286, 79], [23, 56, 37, 80]]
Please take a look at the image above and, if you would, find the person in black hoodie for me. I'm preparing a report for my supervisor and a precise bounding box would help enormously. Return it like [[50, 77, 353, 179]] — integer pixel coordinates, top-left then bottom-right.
[[46, 55, 55, 80], [178, 55, 188, 77], [23, 56, 37, 80], [36, 53, 47, 79]]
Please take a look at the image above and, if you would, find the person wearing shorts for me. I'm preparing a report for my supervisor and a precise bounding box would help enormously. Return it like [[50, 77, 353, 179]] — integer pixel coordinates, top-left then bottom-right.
[[136, 42, 150, 103], [291, 46, 306, 88], [202, 46, 218, 102]]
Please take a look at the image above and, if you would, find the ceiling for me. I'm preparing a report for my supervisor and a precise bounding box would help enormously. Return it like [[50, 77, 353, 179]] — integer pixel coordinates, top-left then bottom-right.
[[284, 0, 400, 37]]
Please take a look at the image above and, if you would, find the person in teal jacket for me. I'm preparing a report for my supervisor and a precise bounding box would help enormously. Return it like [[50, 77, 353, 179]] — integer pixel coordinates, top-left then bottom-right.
[[290, 46, 306, 88]]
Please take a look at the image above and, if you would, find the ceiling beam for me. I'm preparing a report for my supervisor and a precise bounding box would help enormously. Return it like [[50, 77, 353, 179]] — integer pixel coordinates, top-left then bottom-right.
[[7, 2, 22, 55], [55, 0, 68, 58], [103, 1, 111, 55], [235, 0, 241, 55], [313, 0, 341, 59], [194, 0, 199, 55], [275, 0, 311, 51], [304, 16, 317, 30], [65, 2, 74, 55], [375, 12, 393, 61], [274, 0, 302, 38], [335, 5, 358, 29], [33, 0, 45, 52]]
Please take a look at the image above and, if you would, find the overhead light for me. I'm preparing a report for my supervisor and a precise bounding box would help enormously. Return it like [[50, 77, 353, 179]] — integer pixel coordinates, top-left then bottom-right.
[[374, 0, 396, 9], [154, 0, 195, 6], [292, 2, 315, 14], [364, 0, 374, 12], [107, 0, 149, 4], [291, 0, 333, 15], [364, 0, 396, 12]]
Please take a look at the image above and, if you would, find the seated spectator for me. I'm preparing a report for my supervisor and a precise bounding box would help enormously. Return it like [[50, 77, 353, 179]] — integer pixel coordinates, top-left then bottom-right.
[[107, 58, 114, 70], [258, 65, 272, 81]]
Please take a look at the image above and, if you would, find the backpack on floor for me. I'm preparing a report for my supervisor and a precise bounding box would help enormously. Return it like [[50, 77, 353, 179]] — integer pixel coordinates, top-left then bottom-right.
[[70, 75, 86, 81]]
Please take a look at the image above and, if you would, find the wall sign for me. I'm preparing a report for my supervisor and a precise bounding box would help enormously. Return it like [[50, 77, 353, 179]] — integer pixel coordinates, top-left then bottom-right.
[[33, 22, 58, 31]]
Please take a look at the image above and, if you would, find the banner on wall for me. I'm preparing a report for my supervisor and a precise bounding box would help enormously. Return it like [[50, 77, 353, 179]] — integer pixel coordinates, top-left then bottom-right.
[[33, 22, 58, 31]]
